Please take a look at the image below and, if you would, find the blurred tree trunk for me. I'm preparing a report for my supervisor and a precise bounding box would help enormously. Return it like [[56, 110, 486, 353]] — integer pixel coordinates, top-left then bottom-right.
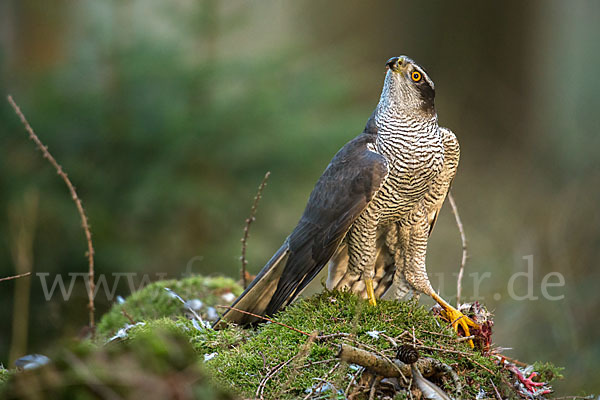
[[8, 190, 38, 366]]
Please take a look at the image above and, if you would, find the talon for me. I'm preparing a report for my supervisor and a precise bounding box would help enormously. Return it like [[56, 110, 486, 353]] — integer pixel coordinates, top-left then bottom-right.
[[431, 293, 479, 348], [365, 278, 377, 306]]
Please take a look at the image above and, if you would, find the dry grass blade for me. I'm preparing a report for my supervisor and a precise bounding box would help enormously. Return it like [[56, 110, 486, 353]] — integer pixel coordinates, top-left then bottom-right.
[[7, 95, 96, 333], [240, 171, 271, 289], [0, 272, 32, 283], [447, 191, 467, 306]]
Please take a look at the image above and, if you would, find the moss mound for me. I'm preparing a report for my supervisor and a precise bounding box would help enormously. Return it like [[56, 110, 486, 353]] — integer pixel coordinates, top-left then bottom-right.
[[0, 329, 236, 400], [97, 275, 243, 338], [0, 368, 11, 385], [1, 275, 566, 399], [206, 290, 515, 399]]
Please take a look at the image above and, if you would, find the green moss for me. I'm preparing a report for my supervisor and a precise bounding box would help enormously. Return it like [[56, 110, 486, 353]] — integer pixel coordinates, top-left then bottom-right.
[[0, 367, 11, 385], [0, 328, 236, 400], [96, 275, 242, 339], [532, 360, 565, 383], [206, 290, 514, 399], [5, 274, 568, 399]]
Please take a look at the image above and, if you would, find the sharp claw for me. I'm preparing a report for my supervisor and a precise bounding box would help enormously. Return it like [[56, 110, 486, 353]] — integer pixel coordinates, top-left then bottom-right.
[[430, 293, 479, 348], [452, 314, 479, 348]]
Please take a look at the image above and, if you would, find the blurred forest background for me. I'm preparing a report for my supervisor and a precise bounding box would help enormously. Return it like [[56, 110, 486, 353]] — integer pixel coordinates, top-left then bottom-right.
[[1, 0, 599, 395]]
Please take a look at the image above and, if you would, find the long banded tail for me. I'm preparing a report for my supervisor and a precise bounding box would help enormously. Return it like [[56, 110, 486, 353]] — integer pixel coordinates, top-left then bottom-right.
[[213, 241, 290, 328]]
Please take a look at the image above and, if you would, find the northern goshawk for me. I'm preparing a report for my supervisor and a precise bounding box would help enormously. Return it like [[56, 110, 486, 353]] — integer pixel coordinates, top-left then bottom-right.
[[215, 56, 478, 343]]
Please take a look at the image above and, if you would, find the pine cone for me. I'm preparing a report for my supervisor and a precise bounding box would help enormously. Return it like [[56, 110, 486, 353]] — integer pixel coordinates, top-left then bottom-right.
[[396, 344, 419, 364]]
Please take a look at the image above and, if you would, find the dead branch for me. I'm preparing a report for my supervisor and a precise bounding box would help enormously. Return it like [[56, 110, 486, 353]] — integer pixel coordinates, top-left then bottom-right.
[[240, 171, 271, 289], [0, 272, 32, 283], [216, 304, 311, 336], [348, 339, 409, 383], [338, 344, 409, 378], [447, 191, 467, 305], [8, 95, 96, 333], [339, 344, 460, 399], [338, 344, 459, 391]]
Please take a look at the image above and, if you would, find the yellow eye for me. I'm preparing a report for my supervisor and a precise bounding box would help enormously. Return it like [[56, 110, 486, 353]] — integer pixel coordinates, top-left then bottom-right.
[[411, 71, 422, 82]]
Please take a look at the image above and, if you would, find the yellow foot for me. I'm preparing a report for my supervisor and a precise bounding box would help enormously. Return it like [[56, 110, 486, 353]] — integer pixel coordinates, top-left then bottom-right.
[[431, 293, 479, 348], [365, 278, 377, 306]]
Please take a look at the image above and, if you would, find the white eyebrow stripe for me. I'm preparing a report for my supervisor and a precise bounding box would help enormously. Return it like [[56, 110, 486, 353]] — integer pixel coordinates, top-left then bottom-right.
[[411, 64, 434, 90]]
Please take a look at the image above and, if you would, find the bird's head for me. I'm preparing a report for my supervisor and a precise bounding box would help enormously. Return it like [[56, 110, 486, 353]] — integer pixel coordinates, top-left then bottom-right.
[[377, 56, 436, 118]]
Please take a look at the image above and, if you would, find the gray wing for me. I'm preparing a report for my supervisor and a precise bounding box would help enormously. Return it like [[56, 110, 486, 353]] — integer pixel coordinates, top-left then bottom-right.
[[215, 122, 388, 327]]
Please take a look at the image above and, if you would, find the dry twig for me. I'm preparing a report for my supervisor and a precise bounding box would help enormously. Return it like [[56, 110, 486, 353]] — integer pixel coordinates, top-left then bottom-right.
[[240, 171, 271, 289], [419, 344, 494, 374], [299, 358, 338, 369], [316, 332, 352, 341], [456, 335, 475, 343], [368, 376, 381, 400], [302, 362, 341, 400], [258, 332, 318, 400], [490, 378, 502, 400], [121, 307, 136, 325], [8, 95, 96, 332], [344, 366, 363, 398], [447, 191, 467, 305], [493, 352, 528, 368], [257, 354, 300, 400], [0, 272, 32, 283]]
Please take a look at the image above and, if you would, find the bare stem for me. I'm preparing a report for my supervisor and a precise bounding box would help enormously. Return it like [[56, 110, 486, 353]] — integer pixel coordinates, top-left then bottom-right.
[[240, 171, 270, 289], [447, 191, 467, 306], [7, 95, 96, 333], [0, 272, 32, 283]]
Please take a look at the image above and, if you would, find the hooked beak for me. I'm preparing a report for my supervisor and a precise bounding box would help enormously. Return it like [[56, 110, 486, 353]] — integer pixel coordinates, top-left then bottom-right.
[[385, 56, 408, 73]]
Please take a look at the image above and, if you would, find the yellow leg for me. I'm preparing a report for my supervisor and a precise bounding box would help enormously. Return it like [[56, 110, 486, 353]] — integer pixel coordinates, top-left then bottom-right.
[[430, 292, 479, 348], [365, 278, 377, 306]]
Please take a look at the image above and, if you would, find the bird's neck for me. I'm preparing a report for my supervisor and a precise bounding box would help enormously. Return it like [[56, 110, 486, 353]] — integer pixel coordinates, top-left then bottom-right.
[[374, 106, 438, 139]]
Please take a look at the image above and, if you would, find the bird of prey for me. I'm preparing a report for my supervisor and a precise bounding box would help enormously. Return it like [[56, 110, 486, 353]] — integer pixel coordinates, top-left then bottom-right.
[[215, 56, 478, 343]]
